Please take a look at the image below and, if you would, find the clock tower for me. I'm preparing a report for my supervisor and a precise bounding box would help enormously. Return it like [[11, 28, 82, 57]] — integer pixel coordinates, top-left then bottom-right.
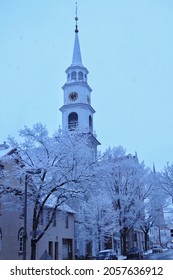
[[60, 11, 100, 155]]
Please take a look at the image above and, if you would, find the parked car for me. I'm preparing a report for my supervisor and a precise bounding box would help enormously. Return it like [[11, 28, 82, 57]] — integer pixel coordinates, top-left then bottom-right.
[[126, 247, 144, 260], [152, 245, 163, 253], [96, 249, 118, 260], [167, 242, 173, 249]]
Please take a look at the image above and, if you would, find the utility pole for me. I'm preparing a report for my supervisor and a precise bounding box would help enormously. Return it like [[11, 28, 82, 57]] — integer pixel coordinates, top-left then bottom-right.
[[23, 169, 42, 260], [23, 174, 28, 260]]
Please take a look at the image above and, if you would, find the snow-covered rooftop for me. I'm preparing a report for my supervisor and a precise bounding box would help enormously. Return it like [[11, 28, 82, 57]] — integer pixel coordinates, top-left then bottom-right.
[[0, 143, 11, 159], [44, 194, 75, 214], [58, 203, 76, 214]]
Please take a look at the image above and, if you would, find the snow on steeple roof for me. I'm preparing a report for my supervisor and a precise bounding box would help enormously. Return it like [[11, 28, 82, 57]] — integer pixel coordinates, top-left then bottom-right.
[[71, 3, 83, 67]]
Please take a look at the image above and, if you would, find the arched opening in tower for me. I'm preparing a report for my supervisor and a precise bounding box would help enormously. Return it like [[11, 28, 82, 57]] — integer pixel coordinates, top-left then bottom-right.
[[68, 112, 78, 130]]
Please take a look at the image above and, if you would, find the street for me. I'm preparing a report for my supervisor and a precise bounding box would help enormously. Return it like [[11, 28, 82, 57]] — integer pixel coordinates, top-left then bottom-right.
[[146, 249, 173, 260]]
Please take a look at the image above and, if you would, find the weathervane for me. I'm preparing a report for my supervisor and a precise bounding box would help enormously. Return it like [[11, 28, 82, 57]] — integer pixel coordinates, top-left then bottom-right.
[[75, 2, 78, 33]]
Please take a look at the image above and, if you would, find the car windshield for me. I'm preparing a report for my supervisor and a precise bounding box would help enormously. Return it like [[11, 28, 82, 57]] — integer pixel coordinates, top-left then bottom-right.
[[98, 251, 110, 257], [99, 251, 111, 257]]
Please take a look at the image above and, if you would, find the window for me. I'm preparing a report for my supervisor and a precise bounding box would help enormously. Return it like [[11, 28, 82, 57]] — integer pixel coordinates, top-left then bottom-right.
[[78, 71, 83, 81], [55, 242, 58, 260], [46, 209, 56, 227], [52, 212, 56, 227], [71, 71, 77, 80], [68, 112, 78, 130], [65, 214, 69, 229], [18, 228, 24, 254], [48, 241, 53, 259], [134, 232, 137, 242], [89, 115, 93, 132]]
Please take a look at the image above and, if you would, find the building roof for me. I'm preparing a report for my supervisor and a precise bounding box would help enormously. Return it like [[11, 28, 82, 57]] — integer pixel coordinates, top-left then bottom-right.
[[71, 31, 83, 67], [44, 194, 75, 214], [0, 143, 12, 159]]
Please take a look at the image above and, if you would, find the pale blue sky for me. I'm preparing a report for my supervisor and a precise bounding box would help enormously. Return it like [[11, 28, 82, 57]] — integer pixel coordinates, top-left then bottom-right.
[[0, 0, 173, 170]]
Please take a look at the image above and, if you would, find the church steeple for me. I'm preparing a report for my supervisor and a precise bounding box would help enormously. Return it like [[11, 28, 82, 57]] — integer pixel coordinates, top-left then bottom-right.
[[59, 5, 100, 154]]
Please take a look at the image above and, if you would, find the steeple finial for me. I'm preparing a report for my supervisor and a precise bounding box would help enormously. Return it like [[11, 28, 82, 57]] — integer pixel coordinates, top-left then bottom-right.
[[75, 2, 78, 33]]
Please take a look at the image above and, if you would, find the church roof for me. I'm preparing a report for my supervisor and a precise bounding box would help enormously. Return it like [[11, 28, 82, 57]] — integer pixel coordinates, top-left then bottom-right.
[[71, 31, 83, 67]]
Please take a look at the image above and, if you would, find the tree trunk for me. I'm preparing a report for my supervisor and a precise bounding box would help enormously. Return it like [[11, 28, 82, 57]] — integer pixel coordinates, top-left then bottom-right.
[[122, 234, 127, 255], [31, 239, 37, 260], [121, 227, 128, 255], [144, 232, 148, 251]]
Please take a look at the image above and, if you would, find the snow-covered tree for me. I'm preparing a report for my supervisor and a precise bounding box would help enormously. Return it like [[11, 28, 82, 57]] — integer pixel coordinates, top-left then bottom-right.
[[160, 163, 173, 228], [82, 188, 119, 256], [150, 169, 166, 228], [140, 166, 169, 249], [100, 146, 149, 255], [1, 123, 97, 259], [161, 163, 173, 199]]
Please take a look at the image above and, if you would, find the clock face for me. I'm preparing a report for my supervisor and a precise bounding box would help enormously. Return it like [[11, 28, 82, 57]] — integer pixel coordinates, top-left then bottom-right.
[[69, 92, 78, 101]]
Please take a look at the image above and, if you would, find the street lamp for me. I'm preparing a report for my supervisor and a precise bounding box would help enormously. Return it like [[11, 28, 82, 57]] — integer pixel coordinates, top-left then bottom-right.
[[23, 169, 42, 260]]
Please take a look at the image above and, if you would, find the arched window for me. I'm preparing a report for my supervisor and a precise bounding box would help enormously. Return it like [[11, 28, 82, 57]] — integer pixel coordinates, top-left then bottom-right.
[[71, 71, 77, 81], [0, 228, 2, 254], [18, 228, 24, 254], [89, 115, 93, 132], [68, 112, 78, 130], [78, 71, 83, 81]]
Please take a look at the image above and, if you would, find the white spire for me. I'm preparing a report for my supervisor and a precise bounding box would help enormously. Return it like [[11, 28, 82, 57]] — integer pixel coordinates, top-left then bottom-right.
[[71, 2, 83, 66], [71, 33, 83, 66]]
